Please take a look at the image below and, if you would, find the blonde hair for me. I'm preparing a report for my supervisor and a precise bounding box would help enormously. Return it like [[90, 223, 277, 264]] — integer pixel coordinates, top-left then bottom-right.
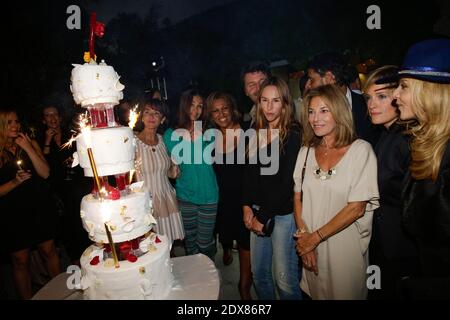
[[406, 79, 450, 180], [254, 77, 297, 149], [0, 109, 18, 167], [363, 65, 416, 129], [362, 65, 399, 93], [301, 84, 356, 148]]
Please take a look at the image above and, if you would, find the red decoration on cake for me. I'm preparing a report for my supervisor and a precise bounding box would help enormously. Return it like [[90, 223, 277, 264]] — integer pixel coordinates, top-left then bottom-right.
[[127, 254, 137, 263], [90, 256, 100, 265], [93, 21, 105, 38], [131, 238, 140, 250], [109, 187, 120, 200], [119, 241, 131, 251], [89, 12, 105, 61], [155, 236, 161, 244], [115, 173, 127, 191], [119, 241, 131, 260]]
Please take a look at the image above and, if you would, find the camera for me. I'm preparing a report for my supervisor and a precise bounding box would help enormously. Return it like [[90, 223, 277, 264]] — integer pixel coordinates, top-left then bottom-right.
[[252, 205, 275, 236]]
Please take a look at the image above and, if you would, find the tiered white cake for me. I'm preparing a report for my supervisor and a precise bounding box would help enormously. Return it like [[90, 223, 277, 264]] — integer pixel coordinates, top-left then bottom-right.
[[73, 126, 135, 177], [70, 60, 125, 107], [79, 236, 173, 300], [70, 60, 174, 300]]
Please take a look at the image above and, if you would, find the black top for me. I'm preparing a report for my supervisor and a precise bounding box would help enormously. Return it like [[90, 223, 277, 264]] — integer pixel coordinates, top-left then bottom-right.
[[0, 149, 57, 252], [213, 123, 250, 249], [36, 127, 90, 203], [371, 123, 418, 259], [402, 139, 450, 278], [37, 128, 74, 188], [37, 127, 95, 259], [351, 91, 381, 147], [242, 125, 302, 224]]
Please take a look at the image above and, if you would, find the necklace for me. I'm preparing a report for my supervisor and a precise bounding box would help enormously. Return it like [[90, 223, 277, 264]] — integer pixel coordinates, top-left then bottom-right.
[[322, 137, 334, 156], [314, 138, 337, 180], [148, 140, 157, 152], [139, 134, 158, 152], [314, 166, 337, 180]]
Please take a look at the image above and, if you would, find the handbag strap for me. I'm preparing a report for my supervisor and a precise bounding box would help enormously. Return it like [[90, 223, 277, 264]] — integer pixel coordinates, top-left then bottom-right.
[[300, 146, 310, 202]]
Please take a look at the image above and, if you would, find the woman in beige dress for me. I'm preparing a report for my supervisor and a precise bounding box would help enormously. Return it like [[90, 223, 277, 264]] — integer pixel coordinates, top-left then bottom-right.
[[134, 97, 185, 245], [293, 84, 379, 299]]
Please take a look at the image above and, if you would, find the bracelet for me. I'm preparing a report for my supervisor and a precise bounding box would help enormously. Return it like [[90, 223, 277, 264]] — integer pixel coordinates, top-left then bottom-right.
[[294, 228, 307, 237], [316, 229, 325, 242], [297, 228, 307, 234]]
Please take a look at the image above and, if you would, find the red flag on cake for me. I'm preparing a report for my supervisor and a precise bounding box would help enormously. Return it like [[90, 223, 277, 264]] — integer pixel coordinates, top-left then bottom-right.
[[89, 12, 105, 61]]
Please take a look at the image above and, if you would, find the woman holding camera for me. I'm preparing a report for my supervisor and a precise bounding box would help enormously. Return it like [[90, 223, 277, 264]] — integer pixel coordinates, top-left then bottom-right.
[[242, 76, 302, 300]]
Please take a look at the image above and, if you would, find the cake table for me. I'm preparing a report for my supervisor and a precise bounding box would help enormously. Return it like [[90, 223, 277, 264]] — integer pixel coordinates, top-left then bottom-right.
[[32, 254, 220, 300]]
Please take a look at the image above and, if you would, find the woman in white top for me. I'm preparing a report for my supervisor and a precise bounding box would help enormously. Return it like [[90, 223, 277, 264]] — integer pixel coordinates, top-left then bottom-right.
[[293, 84, 379, 299], [134, 97, 184, 245]]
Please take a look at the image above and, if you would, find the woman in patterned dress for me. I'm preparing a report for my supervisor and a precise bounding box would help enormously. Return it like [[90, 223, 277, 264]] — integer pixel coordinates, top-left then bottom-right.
[[134, 98, 184, 246]]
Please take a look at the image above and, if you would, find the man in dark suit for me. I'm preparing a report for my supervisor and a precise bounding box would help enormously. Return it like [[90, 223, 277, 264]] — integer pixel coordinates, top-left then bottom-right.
[[241, 62, 271, 126], [306, 52, 380, 147]]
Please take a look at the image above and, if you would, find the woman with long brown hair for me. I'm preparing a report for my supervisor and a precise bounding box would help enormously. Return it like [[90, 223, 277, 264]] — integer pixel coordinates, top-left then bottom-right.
[[163, 88, 218, 261], [242, 76, 302, 300]]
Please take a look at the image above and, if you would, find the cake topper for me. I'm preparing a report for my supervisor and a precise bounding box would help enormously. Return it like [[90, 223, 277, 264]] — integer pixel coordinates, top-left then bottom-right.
[[85, 12, 105, 63]]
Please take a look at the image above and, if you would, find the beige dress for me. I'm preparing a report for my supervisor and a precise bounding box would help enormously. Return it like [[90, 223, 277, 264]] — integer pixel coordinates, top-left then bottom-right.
[[293, 139, 379, 299], [135, 134, 185, 243]]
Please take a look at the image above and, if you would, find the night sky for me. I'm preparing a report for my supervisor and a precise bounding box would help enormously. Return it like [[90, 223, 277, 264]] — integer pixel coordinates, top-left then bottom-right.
[[85, 0, 238, 24], [2, 0, 449, 123]]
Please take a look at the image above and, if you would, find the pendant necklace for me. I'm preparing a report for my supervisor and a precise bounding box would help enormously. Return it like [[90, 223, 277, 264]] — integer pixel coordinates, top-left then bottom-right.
[[143, 135, 157, 152], [314, 138, 337, 180]]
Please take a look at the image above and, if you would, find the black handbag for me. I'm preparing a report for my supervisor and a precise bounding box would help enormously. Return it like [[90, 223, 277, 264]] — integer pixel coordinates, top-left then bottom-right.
[[252, 204, 275, 236]]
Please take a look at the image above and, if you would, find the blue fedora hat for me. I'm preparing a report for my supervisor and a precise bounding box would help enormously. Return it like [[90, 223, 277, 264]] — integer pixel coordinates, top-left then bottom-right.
[[376, 39, 450, 84]]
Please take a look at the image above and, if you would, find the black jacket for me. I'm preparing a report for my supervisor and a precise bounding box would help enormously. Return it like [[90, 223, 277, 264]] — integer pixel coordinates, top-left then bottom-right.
[[401, 139, 450, 298], [371, 123, 418, 260], [242, 125, 302, 224]]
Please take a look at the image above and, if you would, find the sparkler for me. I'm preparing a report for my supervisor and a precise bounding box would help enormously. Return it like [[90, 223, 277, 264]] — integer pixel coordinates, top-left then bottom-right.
[[128, 104, 139, 130], [83, 123, 119, 268]]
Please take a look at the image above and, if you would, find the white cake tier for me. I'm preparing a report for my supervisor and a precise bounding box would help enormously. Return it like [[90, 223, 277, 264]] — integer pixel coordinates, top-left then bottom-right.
[[80, 183, 155, 243], [79, 235, 173, 300], [70, 60, 125, 107], [74, 126, 135, 177]]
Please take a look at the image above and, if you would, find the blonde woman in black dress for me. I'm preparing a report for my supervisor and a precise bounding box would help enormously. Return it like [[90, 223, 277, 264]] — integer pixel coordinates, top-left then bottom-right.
[[0, 109, 60, 299]]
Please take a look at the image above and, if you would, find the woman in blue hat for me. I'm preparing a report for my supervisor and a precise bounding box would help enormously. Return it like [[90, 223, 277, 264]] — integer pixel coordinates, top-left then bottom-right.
[[389, 39, 450, 298]]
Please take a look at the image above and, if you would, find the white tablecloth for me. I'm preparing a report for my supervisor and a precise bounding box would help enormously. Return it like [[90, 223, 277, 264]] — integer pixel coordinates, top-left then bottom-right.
[[32, 254, 220, 300]]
